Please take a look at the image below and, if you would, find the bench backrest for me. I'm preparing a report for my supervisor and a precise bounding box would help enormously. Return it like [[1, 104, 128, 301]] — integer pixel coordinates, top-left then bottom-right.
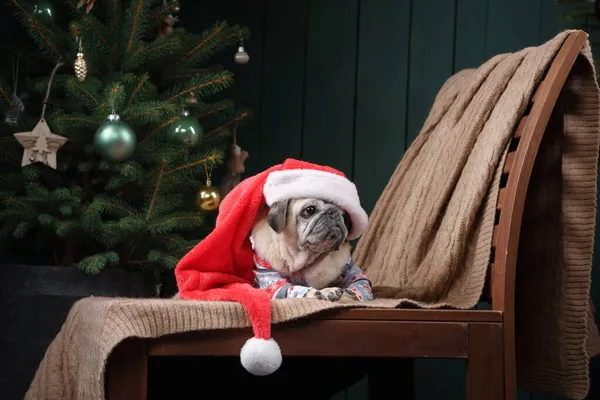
[[485, 31, 588, 314]]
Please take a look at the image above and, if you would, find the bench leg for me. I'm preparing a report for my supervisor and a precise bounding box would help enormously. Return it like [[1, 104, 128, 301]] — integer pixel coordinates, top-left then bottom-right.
[[467, 323, 504, 400], [106, 338, 148, 400]]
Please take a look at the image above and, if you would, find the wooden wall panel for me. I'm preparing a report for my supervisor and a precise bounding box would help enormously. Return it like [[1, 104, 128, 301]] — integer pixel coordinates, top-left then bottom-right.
[[259, 0, 308, 171], [353, 0, 411, 215], [302, 0, 359, 176], [485, 0, 543, 58], [405, 0, 456, 147], [454, 0, 488, 71]]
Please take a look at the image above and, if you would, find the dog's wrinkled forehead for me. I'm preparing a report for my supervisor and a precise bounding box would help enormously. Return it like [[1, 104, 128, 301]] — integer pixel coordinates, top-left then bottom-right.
[[266, 197, 350, 234]]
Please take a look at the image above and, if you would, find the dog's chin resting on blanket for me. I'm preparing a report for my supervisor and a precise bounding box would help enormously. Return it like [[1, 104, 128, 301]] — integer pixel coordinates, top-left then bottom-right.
[[249, 198, 373, 302]]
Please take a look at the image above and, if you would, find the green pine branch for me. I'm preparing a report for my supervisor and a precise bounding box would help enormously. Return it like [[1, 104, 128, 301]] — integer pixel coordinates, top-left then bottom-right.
[[124, 73, 155, 105], [162, 21, 249, 77], [50, 111, 103, 135], [162, 71, 234, 104], [103, 161, 147, 191], [147, 213, 205, 235], [63, 76, 106, 112], [124, 34, 182, 71], [0, 136, 23, 164], [121, 100, 179, 125], [78, 251, 119, 274], [120, 0, 154, 68], [8, 0, 67, 61]]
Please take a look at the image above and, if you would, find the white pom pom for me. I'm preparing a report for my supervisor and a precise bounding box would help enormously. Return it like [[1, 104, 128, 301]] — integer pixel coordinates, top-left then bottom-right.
[[240, 337, 282, 376]]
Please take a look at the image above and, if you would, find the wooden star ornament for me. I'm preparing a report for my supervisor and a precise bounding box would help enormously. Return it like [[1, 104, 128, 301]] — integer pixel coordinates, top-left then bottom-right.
[[14, 118, 68, 170]]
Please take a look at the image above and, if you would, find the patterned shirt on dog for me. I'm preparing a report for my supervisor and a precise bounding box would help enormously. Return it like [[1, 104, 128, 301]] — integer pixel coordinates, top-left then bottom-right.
[[252, 253, 374, 302]]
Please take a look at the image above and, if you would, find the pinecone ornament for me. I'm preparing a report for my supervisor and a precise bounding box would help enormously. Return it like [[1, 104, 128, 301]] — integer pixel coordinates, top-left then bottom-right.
[[74, 51, 87, 82]]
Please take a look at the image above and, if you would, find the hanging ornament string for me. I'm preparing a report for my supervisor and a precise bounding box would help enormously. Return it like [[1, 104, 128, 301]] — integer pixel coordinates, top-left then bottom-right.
[[109, 87, 118, 114], [202, 162, 213, 186], [12, 53, 20, 100], [41, 60, 65, 122], [5, 53, 24, 126], [232, 121, 238, 147]]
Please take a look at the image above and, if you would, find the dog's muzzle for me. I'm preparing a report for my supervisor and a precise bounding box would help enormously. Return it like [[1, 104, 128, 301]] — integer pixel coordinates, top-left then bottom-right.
[[308, 211, 346, 251]]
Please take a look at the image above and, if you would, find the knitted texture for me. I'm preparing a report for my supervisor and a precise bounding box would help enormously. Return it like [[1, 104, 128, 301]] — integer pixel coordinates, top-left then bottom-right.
[[353, 30, 600, 399], [24, 30, 600, 400]]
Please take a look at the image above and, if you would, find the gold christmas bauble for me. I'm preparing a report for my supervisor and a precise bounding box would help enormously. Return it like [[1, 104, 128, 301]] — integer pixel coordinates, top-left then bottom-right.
[[196, 180, 221, 211], [74, 52, 88, 82]]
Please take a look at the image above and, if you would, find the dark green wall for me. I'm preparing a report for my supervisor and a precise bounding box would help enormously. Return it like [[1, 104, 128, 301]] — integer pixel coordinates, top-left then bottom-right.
[[187, 0, 595, 399]]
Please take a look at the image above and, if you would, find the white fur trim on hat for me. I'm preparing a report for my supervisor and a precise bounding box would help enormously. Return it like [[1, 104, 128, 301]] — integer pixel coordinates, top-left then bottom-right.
[[263, 168, 368, 240]]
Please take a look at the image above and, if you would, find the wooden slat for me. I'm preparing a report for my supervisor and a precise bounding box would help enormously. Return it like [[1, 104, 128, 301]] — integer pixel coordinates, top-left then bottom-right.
[[493, 225, 499, 247], [503, 152, 516, 174], [497, 188, 506, 210], [513, 116, 528, 138], [311, 308, 502, 322], [149, 319, 469, 358]]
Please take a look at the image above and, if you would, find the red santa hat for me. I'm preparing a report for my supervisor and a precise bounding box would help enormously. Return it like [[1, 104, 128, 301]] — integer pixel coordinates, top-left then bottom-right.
[[174, 158, 368, 376]]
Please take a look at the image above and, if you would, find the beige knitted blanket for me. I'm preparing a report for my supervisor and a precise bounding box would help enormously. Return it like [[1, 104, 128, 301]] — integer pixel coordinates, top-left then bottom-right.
[[25, 30, 600, 400]]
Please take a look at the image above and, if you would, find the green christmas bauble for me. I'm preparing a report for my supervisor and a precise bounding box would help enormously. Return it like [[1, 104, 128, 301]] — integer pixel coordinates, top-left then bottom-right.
[[168, 110, 203, 148], [94, 113, 137, 162]]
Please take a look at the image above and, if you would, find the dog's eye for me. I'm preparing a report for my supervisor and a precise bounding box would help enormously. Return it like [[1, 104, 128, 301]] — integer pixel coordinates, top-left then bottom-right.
[[302, 206, 316, 218]]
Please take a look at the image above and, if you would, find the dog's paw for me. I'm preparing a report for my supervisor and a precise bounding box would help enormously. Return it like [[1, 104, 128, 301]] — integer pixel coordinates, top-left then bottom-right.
[[339, 289, 358, 302], [318, 287, 344, 301], [305, 288, 324, 300], [304, 287, 344, 301]]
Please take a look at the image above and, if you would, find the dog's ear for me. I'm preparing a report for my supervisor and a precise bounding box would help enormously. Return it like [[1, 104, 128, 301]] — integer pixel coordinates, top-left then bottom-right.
[[343, 212, 353, 233], [267, 199, 290, 233]]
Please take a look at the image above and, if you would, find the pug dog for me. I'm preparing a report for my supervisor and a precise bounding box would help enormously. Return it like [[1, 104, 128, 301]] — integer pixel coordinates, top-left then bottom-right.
[[249, 198, 373, 302]]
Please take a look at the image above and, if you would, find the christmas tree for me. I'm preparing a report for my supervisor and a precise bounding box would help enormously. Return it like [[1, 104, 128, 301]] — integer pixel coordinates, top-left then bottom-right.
[[0, 0, 250, 278]]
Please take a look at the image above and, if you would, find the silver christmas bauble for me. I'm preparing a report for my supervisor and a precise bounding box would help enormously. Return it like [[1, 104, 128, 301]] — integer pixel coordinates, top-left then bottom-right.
[[234, 46, 249, 65]]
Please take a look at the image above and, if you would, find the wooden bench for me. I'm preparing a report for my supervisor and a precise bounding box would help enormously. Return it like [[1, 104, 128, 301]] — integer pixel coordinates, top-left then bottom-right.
[[105, 31, 589, 400]]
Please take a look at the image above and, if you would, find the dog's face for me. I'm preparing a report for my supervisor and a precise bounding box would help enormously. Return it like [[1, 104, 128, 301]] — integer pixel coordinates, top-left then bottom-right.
[[266, 198, 351, 254]]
